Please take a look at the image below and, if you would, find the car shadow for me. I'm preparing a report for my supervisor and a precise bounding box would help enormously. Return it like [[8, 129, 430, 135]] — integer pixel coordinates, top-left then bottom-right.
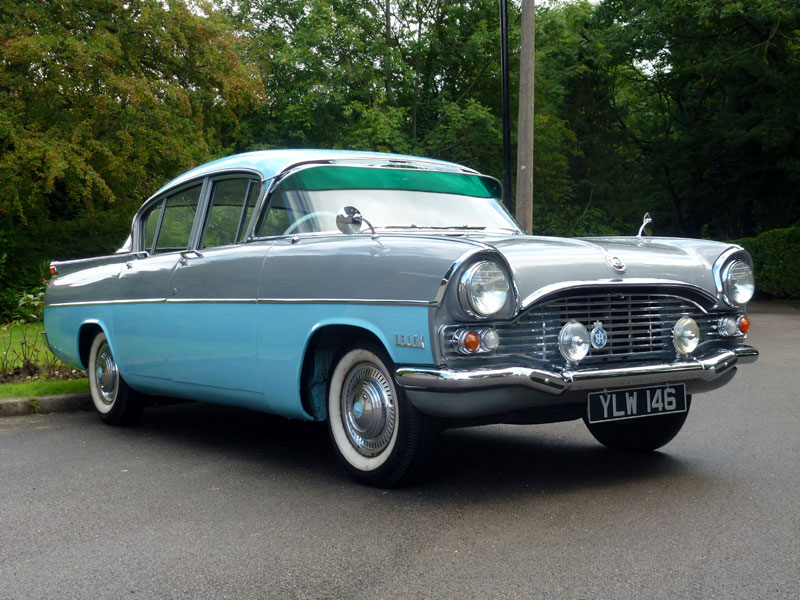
[[421, 425, 687, 498], [134, 402, 691, 499]]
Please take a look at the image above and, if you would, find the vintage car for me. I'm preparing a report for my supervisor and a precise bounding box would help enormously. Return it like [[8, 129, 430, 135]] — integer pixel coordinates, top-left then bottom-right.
[[44, 149, 758, 486]]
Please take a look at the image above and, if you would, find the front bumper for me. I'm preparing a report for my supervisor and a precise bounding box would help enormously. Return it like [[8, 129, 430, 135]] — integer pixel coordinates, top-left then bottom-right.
[[395, 346, 758, 419]]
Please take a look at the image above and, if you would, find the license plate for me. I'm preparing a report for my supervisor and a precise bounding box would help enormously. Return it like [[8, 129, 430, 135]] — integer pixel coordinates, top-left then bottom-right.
[[587, 384, 687, 424]]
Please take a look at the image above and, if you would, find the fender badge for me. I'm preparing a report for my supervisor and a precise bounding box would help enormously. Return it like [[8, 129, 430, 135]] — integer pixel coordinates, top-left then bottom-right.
[[590, 321, 608, 349], [606, 254, 626, 273]]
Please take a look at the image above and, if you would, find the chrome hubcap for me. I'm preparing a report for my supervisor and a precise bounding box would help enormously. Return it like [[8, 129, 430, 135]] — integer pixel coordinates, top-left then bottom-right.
[[95, 343, 118, 405], [341, 363, 396, 457]]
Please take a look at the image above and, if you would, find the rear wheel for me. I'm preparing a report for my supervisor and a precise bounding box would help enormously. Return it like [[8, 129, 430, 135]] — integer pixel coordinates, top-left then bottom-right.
[[583, 397, 691, 451], [88, 332, 143, 426], [327, 345, 438, 487]]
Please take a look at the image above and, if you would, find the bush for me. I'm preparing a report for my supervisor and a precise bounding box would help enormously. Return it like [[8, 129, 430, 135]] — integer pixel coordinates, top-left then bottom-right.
[[735, 225, 800, 299]]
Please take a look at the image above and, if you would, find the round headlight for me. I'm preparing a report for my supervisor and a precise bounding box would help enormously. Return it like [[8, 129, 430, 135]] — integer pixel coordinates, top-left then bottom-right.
[[459, 261, 510, 317], [559, 321, 590, 363], [722, 259, 754, 305], [673, 317, 700, 354]]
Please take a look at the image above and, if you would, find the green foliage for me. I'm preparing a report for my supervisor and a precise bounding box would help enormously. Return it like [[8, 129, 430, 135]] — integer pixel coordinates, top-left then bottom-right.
[[1, 0, 798, 317], [0, 0, 263, 317], [735, 226, 800, 299]]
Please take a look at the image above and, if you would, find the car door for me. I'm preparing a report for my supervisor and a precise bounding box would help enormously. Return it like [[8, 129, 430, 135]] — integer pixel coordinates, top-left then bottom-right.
[[165, 176, 267, 398], [113, 182, 204, 381]]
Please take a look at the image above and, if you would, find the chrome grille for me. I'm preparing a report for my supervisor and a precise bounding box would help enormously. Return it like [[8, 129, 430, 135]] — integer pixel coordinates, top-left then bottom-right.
[[443, 292, 721, 365]]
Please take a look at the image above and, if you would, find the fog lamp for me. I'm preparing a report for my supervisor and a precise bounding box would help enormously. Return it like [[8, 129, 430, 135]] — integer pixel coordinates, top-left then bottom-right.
[[558, 321, 590, 362], [718, 316, 739, 337], [481, 328, 500, 351], [673, 317, 700, 354]]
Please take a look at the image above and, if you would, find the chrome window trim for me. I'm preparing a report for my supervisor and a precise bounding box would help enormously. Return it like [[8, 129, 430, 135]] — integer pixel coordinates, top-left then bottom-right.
[[249, 161, 508, 241]]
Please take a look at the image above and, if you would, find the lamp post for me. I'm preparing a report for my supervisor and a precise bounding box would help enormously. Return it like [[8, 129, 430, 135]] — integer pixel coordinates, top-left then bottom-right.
[[499, 0, 512, 212]]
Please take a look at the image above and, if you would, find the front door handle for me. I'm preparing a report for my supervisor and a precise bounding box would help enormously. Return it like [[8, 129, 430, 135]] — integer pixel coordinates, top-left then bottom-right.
[[179, 249, 203, 264]]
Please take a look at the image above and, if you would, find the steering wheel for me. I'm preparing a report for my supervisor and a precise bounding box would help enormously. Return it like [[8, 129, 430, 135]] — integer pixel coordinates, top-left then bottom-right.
[[282, 211, 338, 236]]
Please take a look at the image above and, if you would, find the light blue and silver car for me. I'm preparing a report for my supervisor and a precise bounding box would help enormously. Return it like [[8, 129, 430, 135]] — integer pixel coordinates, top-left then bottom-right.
[[44, 149, 758, 486]]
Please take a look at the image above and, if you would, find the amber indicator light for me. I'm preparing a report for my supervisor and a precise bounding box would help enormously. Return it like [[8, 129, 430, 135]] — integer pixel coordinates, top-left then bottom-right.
[[464, 331, 481, 353], [737, 316, 750, 334]]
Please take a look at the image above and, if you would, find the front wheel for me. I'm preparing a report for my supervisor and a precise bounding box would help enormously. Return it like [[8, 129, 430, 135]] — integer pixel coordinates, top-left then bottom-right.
[[583, 397, 691, 451], [88, 331, 143, 426], [327, 345, 438, 487]]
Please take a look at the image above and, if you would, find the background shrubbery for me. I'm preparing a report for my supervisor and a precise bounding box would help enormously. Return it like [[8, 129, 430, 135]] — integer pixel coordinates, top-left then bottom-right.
[[736, 225, 800, 300]]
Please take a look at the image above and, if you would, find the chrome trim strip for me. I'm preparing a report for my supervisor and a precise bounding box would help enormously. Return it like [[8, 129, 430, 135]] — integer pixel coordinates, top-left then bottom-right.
[[47, 297, 433, 308], [712, 245, 746, 297], [520, 279, 718, 311], [257, 298, 436, 307], [395, 346, 757, 395], [166, 298, 258, 304], [44, 299, 166, 308]]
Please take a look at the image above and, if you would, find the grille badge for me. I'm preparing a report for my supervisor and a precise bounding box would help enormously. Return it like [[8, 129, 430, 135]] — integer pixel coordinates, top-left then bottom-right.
[[590, 321, 608, 349]]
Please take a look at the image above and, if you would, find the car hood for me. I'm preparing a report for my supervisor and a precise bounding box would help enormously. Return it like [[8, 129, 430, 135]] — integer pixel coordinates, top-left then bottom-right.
[[482, 235, 732, 308]]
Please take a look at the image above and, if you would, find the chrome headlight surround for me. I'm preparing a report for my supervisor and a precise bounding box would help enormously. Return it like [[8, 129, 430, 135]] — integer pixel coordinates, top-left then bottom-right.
[[457, 260, 511, 318], [722, 259, 755, 306], [714, 248, 755, 308]]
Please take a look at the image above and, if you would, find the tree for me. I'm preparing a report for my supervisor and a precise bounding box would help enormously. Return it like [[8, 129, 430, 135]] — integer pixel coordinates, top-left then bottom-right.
[[0, 0, 262, 316], [590, 0, 800, 238]]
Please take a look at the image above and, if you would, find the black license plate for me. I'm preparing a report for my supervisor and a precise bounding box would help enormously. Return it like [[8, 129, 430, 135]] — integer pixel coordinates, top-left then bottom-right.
[[587, 384, 687, 424]]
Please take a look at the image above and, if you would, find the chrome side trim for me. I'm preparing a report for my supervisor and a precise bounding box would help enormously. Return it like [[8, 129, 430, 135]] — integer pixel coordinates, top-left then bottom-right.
[[166, 298, 258, 304], [44, 299, 166, 308], [520, 279, 718, 311], [395, 346, 758, 396], [47, 297, 434, 308], [257, 298, 436, 307]]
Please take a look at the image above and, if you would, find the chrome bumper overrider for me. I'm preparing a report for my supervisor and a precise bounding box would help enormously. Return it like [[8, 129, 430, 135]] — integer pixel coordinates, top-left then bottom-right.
[[396, 346, 759, 396]]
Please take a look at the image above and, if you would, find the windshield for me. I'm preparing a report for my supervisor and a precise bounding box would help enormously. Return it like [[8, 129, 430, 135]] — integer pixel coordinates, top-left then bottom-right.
[[255, 166, 521, 237]]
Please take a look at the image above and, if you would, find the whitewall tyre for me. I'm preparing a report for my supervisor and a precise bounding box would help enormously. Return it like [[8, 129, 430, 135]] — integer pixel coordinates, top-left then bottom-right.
[[327, 345, 438, 487], [88, 331, 143, 426]]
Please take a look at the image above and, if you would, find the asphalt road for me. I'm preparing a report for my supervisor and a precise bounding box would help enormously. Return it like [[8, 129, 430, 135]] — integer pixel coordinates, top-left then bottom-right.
[[1, 302, 797, 600]]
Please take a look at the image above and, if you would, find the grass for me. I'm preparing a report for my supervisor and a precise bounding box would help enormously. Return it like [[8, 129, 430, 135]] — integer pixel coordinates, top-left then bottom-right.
[[1, 320, 87, 397], [0, 378, 89, 399], [1, 321, 53, 370]]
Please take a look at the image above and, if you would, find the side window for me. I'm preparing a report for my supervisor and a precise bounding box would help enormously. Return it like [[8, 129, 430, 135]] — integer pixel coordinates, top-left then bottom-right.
[[201, 178, 260, 249], [239, 180, 261, 243], [141, 200, 164, 253], [255, 191, 294, 237], [155, 184, 201, 253]]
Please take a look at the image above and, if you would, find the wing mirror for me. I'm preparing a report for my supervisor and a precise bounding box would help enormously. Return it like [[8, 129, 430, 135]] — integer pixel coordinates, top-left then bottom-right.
[[336, 206, 364, 234]]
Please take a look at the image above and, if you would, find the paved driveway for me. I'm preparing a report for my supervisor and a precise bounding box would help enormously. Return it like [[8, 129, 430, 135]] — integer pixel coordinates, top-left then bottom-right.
[[0, 302, 797, 599]]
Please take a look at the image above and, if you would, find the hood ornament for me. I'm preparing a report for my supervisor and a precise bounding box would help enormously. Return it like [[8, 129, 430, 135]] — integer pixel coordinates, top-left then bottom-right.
[[637, 212, 652, 237]]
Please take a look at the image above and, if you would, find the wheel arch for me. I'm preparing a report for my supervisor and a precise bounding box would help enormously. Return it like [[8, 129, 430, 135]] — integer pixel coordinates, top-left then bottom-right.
[[77, 321, 110, 370], [300, 324, 389, 422]]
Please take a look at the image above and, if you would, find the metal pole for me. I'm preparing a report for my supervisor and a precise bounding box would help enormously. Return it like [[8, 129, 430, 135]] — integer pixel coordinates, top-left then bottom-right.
[[499, 0, 513, 212], [516, 0, 535, 234]]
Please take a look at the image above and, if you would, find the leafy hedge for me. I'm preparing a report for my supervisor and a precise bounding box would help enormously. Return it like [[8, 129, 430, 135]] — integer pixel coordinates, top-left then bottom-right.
[[0, 211, 131, 323], [735, 225, 800, 299]]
